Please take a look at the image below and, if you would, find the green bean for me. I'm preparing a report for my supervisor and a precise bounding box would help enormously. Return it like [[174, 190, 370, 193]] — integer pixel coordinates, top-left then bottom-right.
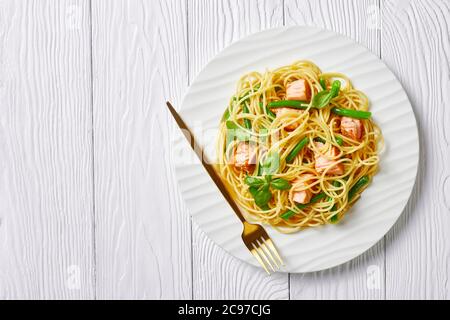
[[348, 176, 370, 201], [268, 100, 309, 109], [281, 193, 327, 220], [330, 212, 339, 223], [280, 210, 297, 221], [313, 137, 326, 144], [331, 107, 372, 119], [223, 87, 259, 122], [328, 181, 341, 224], [259, 127, 268, 144], [286, 137, 309, 163], [328, 176, 369, 223], [319, 77, 327, 90], [238, 84, 260, 103], [314, 136, 343, 146], [243, 104, 252, 129], [222, 108, 231, 122], [327, 181, 341, 201], [294, 193, 325, 210], [259, 102, 276, 119]]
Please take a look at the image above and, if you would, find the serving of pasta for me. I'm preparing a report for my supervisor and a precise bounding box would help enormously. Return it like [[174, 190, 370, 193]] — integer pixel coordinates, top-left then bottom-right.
[[216, 60, 382, 233]]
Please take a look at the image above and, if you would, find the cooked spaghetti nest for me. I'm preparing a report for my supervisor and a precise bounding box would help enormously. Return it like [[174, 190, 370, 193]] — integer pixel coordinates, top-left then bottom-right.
[[216, 60, 382, 233]]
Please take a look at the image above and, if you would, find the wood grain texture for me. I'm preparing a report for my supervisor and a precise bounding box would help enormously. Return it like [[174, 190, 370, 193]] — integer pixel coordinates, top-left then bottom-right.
[[91, 0, 191, 299], [285, 0, 386, 299], [0, 0, 94, 299], [381, 0, 450, 299], [0, 0, 448, 300], [188, 0, 289, 299]]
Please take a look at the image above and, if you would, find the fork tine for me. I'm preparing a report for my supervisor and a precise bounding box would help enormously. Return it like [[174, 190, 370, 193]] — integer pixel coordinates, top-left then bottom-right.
[[253, 242, 275, 272], [250, 248, 270, 275], [264, 238, 284, 266], [259, 238, 280, 270]]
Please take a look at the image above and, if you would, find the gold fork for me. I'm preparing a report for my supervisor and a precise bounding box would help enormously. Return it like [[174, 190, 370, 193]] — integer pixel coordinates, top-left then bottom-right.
[[166, 102, 284, 274]]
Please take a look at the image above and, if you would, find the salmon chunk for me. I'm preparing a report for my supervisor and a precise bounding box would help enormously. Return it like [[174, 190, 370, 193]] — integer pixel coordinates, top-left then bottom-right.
[[286, 79, 311, 101], [232, 142, 256, 173], [314, 142, 344, 175], [291, 174, 314, 204], [341, 117, 363, 141], [273, 107, 303, 131], [293, 190, 311, 204]]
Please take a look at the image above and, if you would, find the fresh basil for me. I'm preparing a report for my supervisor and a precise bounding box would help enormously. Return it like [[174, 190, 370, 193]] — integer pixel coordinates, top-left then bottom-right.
[[249, 184, 272, 208], [312, 91, 333, 109], [222, 107, 231, 122], [330, 80, 341, 97], [270, 178, 291, 190], [312, 80, 341, 109], [244, 176, 265, 187], [245, 152, 293, 208], [260, 152, 280, 175], [226, 121, 250, 141], [225, 120, 239, 129]]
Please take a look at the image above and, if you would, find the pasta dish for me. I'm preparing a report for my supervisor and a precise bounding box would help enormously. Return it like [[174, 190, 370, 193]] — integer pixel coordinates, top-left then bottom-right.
[[216, 60, 382, 233]]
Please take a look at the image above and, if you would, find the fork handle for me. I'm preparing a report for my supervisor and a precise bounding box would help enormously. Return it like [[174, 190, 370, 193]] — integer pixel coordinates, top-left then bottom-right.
[[166, 101, 246, 223]]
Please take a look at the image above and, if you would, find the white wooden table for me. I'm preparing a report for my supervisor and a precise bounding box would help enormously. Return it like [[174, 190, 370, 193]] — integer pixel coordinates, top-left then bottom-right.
[[0, 0, 449, 300]]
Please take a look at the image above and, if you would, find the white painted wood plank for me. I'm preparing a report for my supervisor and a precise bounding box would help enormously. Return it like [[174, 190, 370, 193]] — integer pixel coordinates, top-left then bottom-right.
[[0, 0, 94, 299], [91, 0, 192, 299], [381, 0, 450, 299], [285, 0, 386, 299], [188, 0, 289, 300]]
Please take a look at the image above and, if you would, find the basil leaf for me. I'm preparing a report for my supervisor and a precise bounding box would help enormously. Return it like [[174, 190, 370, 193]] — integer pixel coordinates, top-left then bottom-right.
[[259, 127, 269, 143], [222, 108, 231, 122], [222, 96, 238, 121], [260, 152, 280, 175], [330, 80, 341, 98], [249, 184, 272, 208], [271, 178, 291, 190], [244, 176, 265, 187], [312, 90, 333, 109], [312, 80, 341, 109], [225, 120, 238, 129], [226, 121, 250, 141]]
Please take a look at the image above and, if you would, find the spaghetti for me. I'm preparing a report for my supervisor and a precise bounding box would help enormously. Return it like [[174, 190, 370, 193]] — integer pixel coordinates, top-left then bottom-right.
[[217, 60, 382, 233]]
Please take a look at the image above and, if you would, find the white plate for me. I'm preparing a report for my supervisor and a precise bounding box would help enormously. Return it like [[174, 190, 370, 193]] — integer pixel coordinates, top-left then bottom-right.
[[173, 26, 419, 273]]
